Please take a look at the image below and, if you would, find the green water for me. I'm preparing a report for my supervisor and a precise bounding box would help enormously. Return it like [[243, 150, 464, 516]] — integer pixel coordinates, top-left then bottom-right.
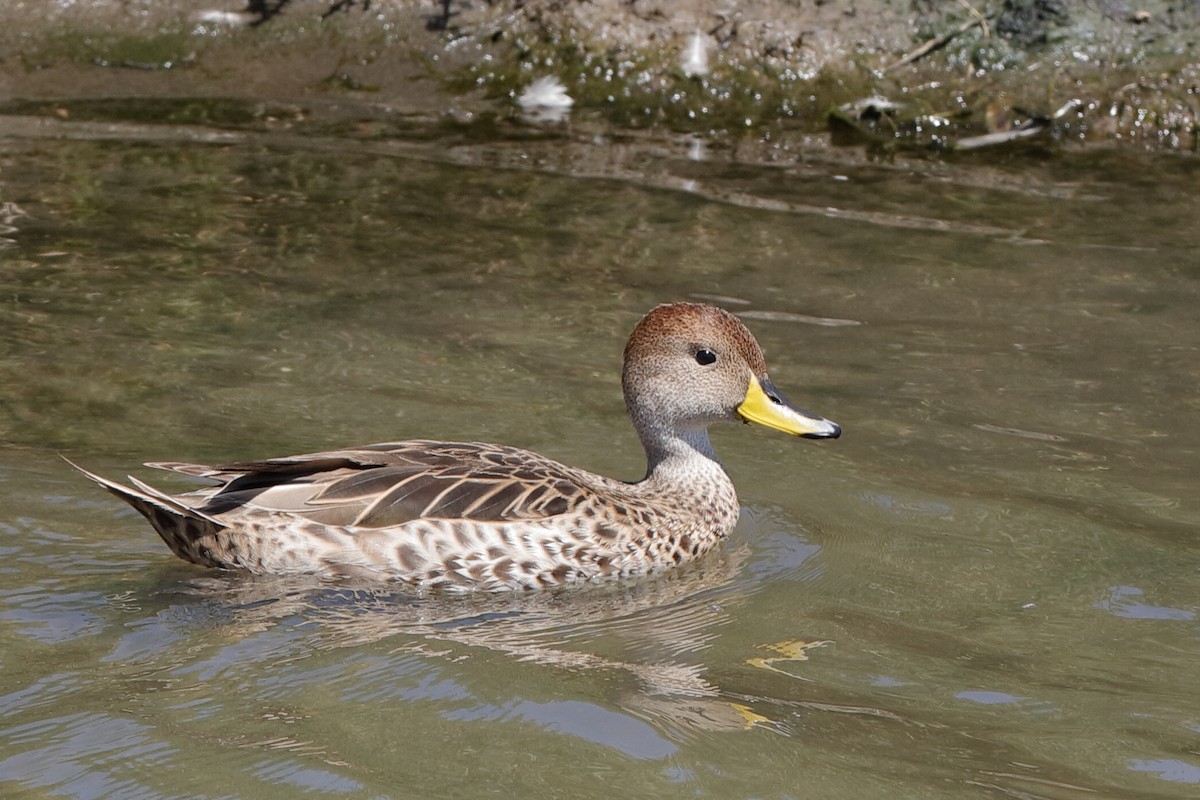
[[1, 111, 1198, 799]]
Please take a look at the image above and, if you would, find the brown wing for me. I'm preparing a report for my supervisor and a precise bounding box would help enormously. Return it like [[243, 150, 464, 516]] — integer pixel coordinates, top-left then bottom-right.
[[155, 440, 593, 529]]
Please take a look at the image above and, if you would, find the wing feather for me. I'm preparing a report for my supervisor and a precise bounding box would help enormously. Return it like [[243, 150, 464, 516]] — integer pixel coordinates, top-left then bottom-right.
[[309, 467, 425, 504], [180, 440, 594, 528]]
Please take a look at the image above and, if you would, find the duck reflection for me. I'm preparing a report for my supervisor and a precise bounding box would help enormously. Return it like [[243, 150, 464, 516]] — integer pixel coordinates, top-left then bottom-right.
[[136, 542, 752, 703]]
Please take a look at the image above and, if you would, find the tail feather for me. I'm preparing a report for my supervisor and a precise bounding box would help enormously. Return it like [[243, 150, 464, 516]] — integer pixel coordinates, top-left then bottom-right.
[[124, 474, 224, 524], [145, 461, 226, 478], [65, 457, 228, 568]]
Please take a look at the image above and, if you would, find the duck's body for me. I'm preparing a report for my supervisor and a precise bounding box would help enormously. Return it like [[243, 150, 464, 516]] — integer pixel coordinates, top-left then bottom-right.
[[74, 303, 839, 591], [75, 438, 739, 590]]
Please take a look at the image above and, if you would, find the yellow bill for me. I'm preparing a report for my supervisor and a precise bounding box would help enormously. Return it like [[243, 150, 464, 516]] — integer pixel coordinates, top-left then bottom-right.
[[737, 375, 841, 439]]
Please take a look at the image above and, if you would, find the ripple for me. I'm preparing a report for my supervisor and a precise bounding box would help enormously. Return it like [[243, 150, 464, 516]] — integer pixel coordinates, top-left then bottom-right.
[[251, 757, 365, 792], [449, 699, 678, 760], [738, 309, 864, 327], [0, 586, 107, 644], [0, 712, 174, 798], [1096, 585, 1196, 621], [1128, 758, 1200, 784]]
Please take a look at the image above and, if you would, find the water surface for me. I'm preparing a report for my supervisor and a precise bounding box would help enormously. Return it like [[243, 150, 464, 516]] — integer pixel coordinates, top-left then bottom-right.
[[1, 110, 1198, 799]]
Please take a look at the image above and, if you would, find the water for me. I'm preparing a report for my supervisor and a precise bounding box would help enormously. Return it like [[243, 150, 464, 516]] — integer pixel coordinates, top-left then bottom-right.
[[1, 108, 1198, 799]]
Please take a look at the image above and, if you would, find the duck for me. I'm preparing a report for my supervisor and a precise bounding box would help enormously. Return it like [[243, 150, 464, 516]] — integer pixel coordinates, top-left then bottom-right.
[[71, 302, 840, 591]]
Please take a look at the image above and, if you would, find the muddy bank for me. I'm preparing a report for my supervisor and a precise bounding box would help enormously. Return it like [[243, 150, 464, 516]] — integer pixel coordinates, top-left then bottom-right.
[[0, 1, 1196, 152]]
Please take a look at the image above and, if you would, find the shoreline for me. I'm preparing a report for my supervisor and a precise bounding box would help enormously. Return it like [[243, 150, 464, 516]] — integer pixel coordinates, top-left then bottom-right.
[[1, 1, 1196, 153]]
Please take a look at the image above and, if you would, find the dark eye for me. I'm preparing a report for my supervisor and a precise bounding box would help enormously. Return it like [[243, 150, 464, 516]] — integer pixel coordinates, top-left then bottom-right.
[[695, 348, 717, 366]]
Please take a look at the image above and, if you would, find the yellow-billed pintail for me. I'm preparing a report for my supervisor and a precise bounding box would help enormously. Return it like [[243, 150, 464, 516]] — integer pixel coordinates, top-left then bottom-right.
[[71, 302, 840, 590]]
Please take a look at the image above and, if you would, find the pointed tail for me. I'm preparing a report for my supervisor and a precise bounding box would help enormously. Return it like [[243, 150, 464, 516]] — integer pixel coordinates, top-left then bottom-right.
[[65, 457, 229, 568]]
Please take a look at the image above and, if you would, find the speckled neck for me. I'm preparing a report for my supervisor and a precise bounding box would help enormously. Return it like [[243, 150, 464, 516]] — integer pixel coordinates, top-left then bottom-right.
[[639, 426, 733, 505]]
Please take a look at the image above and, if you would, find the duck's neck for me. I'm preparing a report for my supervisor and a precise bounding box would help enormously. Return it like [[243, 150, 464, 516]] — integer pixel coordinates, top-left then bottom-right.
[[640, 427, 726, 485], [637, 427, 741, 547]]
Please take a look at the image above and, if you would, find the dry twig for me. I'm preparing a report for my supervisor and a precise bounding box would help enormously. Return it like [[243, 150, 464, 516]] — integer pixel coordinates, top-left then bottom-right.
[[885, 10, 991, 72]]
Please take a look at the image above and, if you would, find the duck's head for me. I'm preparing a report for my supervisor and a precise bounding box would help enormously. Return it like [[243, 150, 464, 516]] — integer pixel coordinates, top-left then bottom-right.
[[622, 303, 840, 456]]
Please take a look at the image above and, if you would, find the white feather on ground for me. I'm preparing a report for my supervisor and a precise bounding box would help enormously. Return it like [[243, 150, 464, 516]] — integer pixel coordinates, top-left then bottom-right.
[[518, 76, 575, 110]]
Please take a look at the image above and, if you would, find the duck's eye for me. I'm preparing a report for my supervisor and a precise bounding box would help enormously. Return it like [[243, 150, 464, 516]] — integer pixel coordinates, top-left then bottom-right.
[[695, 349, 718, 366]]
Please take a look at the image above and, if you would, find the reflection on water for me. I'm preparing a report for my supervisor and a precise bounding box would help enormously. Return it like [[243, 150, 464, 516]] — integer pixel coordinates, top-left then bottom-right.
[[1, 110, 1198, 798]]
